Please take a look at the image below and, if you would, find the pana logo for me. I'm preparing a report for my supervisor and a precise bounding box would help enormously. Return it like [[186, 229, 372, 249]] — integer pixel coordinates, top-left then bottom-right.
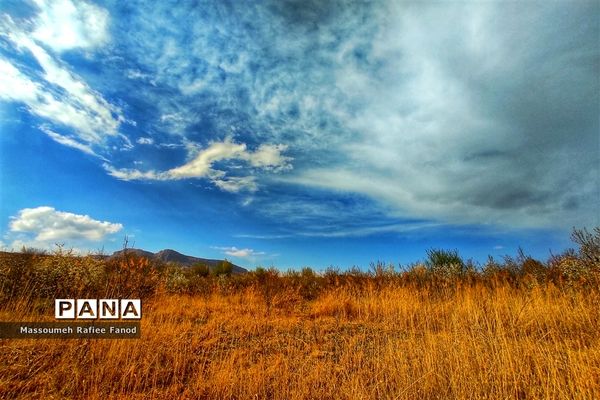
[[55, 299, 142, 320]]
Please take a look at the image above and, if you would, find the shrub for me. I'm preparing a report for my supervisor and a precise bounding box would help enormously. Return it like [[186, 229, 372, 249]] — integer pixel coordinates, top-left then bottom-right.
[[191, 262, 210, 277], [549, 251, 587, 283], [104, 252, 160, 299], [164, 267, 190, 294], [571, 227, 600, 267], [296, 267, 323, 300], [521, 257, 546, 278], [425, 248, 465, 277], [212, 260, 233, 276]]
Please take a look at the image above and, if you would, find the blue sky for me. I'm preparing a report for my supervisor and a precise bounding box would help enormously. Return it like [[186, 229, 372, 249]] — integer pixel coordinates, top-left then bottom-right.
[[0, 0, 598, 270]]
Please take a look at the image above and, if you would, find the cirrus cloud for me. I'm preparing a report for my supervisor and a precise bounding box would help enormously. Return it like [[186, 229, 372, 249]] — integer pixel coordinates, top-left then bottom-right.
[[0, 6, 127, 151]]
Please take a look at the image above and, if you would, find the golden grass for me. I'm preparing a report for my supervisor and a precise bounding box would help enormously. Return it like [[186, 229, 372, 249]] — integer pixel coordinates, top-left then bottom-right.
[[1, 282, 599, 399]]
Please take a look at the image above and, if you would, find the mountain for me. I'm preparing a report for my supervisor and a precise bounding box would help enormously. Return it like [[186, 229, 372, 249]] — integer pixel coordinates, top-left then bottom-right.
[[110, 248, 247, 274], [110, 248, 155, 260]]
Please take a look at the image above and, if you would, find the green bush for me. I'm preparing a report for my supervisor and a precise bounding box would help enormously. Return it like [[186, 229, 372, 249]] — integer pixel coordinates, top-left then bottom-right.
[[212, 260, 233, 276], [425, 248, 465, 277], [191, 263, 210, 277]]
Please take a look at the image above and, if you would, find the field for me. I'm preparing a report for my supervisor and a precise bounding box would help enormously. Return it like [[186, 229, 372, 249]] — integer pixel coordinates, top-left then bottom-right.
[[0, 229, 599, 399]]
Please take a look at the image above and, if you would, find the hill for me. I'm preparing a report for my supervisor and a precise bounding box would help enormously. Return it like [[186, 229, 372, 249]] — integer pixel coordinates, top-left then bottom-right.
[[110, 248, 247, 274]]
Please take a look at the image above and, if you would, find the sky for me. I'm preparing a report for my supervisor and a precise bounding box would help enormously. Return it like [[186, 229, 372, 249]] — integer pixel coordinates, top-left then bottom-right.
[[0, 0, 598, 270]]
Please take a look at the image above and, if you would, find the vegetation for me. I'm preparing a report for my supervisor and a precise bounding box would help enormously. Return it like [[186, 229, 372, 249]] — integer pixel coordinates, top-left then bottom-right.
[[425, 248, 467, 277], [190, 262, 210, 277], [212, 260, 234, 276], [0, 228, 599, 399]]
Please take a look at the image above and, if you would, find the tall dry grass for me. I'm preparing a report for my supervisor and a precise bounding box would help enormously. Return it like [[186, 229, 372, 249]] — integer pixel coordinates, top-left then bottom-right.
[[1, 282, 599, 399], [0, 228, 599, 399]]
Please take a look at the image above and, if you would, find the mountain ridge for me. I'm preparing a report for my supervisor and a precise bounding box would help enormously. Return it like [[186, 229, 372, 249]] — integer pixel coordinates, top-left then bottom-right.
[[110, 248, 247, 274]]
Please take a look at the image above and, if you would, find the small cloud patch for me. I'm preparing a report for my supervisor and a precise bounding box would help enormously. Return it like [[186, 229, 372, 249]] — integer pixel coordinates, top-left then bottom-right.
[[212, 246, 265, 258], [136, 137, 154, 145]]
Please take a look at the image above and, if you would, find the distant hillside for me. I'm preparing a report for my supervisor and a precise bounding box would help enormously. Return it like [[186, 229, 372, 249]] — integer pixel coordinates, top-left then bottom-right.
[[110, 248, 247, 274]]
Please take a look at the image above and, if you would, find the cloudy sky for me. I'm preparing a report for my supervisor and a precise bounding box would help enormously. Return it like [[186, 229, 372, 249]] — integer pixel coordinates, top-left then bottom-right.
[[0, 0, 598, 269]]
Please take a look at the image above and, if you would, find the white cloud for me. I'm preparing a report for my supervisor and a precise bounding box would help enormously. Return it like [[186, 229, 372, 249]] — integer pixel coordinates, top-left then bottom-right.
[[126, 69, 157, 86], [0, 56, 120, 145], [0, 8, 125, 154], [213, 176, 257, 193], [158, 112, 195, 135], [168, 139, 291, 179], [242, 144, 292, 171], [0, 59, 39, 102], [213, 246, 265, 258], [103, 163, 165, 181], [2, 24, 122, 140], [104, 138, 292, 192], [158, 142, 185, 149], [31, 0, 109, 52], [179, 77, 208, 96], [167, 139, 247, 179], [39, 125, 104, 159], [9, 206, 122, 242], [136, 137, 154, 145]]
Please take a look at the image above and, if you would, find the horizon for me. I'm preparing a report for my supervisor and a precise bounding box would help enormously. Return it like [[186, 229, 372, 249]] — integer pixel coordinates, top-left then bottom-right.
[[0, 231, 590, 272], [1, 0, 598, 270]]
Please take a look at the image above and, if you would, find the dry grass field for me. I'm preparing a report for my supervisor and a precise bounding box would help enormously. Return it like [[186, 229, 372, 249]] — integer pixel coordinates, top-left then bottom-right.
[[0, 229, 599, 399]]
